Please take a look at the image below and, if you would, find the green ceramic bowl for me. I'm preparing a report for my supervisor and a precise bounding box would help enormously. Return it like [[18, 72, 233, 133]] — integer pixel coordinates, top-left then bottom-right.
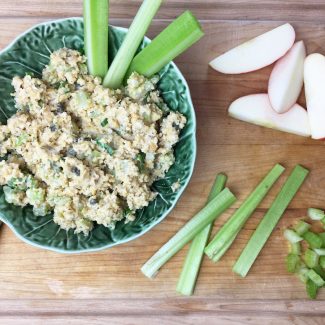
[[0, 18, 196, 253]]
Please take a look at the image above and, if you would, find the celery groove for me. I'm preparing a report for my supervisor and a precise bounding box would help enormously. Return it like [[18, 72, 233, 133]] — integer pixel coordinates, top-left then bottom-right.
[[176, 174, 227, 296], [233, 165, 309, 277], [141, 188, 236, 278], [83, 0, 109, 78], [103, 0, 162, 88], [126, 10, 204, 79], [205, 164, 285, 261]]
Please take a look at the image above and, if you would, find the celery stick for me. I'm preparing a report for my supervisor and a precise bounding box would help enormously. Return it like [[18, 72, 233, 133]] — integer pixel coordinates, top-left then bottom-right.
[[176, 174, 227, 296], [141, 188, 236, 278], [304, 249, 319, 268], [307, 269, 325, 287], [291, 242, 301, 255], [83, 0, 109, 78], [233, 165, 309, 277], [286, 253, 300, 273], [205, 164, 285, 261], [303, 231, 322, 249], [211, 232, 238, 262], [294, 220, 310, 236], [320, 256, 325, 269], [103, 0, 162, 88], [307, 208, 325, 221], [284, 229, 303, 243], [306, 279, 318, 299], [126, 10, 204, 79]]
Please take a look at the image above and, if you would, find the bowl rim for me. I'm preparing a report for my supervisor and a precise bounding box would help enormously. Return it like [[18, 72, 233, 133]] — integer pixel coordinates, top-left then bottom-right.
[[0, 17, 197, 254]]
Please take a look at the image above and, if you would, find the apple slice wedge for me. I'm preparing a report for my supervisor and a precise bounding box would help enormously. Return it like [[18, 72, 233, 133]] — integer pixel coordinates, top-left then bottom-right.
[[268, 41, 306, 114], [228, 94, 311, 137], [209, 23, 295, 74], [304, 53, 325, 139]]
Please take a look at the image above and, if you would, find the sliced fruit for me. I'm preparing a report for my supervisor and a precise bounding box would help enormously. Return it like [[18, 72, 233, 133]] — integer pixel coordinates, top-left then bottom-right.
[[209, 23, 295, 74], [228, 94, 311, 137], [268, 41, 306, 114], [304, 53, 325, 139]]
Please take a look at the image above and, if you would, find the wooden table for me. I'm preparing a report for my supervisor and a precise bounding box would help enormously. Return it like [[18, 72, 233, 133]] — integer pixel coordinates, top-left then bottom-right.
[[1, 1, 325, 324]]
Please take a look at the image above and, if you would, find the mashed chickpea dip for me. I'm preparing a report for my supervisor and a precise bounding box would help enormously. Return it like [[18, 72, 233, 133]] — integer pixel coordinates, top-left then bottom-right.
[[0, 48, 186, 234]]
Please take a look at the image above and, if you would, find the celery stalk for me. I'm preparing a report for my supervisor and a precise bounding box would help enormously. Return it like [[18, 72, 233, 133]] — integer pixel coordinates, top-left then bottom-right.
[[205, 164, 285, 261], [233, 165, 309, 277], [176, 174, 227, 296], [103, 0, 163, 88], [83, 0, 109, 78], [141, 188, 236, 278], [126, 10, 204, 79]]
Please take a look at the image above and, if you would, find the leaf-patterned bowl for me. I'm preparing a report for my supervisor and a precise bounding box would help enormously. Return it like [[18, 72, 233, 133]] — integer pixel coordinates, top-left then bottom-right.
[[0, 18, 196, 253]]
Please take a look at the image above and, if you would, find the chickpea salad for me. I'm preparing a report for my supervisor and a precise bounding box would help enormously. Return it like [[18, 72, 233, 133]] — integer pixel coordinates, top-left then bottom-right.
[[0, 48, 186, 235]]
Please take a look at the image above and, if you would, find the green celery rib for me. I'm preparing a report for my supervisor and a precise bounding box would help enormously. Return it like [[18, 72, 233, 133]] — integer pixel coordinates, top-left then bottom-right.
[[205, 164, 285, 261], [103, 0, 163, 88], [176, 174, 227, 296], [233, 165, 309, 277], [126, 10, 204, 79], [83, 0, 109, 78], [141, 188, 236, 278]]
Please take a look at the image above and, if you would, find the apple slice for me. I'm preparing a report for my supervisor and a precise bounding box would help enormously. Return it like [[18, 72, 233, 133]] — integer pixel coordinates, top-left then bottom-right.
[[304, 53, 325, 139], [228, 94, 311, 137], [209, 23, 295, 74], [268, 41, 306, 114]]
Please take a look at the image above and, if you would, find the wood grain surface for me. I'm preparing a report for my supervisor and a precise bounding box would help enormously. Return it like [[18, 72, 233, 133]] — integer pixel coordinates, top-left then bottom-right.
[[1, 1, 325, 324]]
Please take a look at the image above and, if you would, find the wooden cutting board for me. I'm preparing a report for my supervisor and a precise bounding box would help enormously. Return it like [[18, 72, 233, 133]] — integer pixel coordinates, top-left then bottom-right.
[[1, 1, 325, 324]]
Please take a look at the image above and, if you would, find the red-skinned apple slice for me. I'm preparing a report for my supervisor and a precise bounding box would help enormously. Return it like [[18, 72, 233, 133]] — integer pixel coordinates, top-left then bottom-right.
[[209, 23, 295, 74], [228, 94, 311, 137], [304, 53, 325, 139], [268, 41, 306, 114]]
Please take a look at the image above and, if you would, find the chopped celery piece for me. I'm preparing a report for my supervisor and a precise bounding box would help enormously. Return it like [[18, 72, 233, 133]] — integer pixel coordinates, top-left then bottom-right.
[[83, 0, 109, 78], [303, 231, 322, 249], [319, 232, 325, 247], [306, 279, 318, 299], [141, 188, 236, 278], [297, 265, 309, 283], [314, 248, 325, 256], [304, 249, 319, 268], [103, 0, 162, 88], [284, 229, 303, 243], [294, 220, 310, 236], [320, 256, 325, 269], [307, 208, 325, 221], [205, 164, 285, 261], [233, 165, 309, 277], [313, 265, 325, 279], [321, 218, 325, 227], [291, 242, 301, 255], [286, 253, 300, 273], [176, 174, 227, 296], [307, 269, 325, 287], [126, 10, 204, 79]]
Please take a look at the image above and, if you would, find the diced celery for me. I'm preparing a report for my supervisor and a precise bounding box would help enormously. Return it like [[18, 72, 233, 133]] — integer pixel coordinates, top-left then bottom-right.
[[233, 165, 309, 277], [297, 264, 309, 284], [319, 232, 325, 247], [284, 229, 303, 243], [314, 248, 325, 256], [320, 256, 325, 269], [307, 269, 325, 287], [306, 279, 318, 299], [304, 249, 319, 268], [303, 231, 323, 249], [293, 220, 310, 236], [291, 242, 301, 255], [307, 208, 325, 221], [286, 253, 300, 273]]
